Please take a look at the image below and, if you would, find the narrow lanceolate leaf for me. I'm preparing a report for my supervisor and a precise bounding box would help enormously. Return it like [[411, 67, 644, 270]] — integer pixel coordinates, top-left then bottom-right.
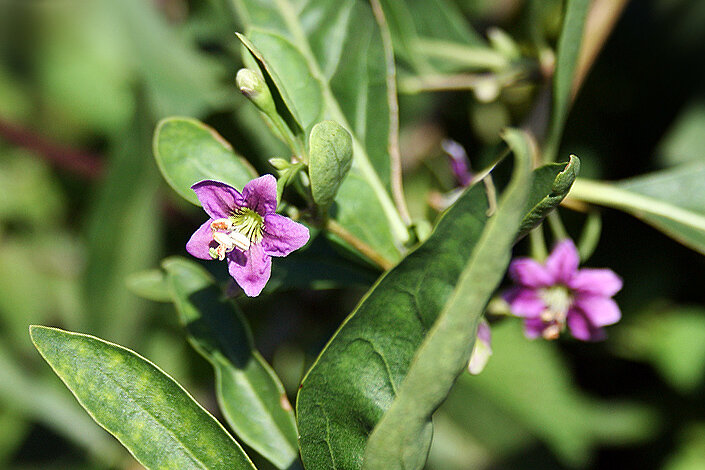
[[545, 0, 590, 161], [29, 325, 255, 470], [363, 129, 531, 470], [231, 0, 410, 261], [154, 117, 258, 206], [296, 129, 533, 470], [163, 257, 299, 470], [518, 154, 580, 239], [568, 163, 705, 256]]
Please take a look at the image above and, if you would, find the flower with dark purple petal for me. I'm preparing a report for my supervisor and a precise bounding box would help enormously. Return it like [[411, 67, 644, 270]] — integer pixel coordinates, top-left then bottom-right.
[[503, 239, 623, 341], [186, 175, 309, 297]]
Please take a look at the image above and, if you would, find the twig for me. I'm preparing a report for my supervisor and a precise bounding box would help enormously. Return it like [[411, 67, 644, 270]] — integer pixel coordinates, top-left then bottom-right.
[[0, 118, 103, 179], [326, 219, 394, 271], [369, 0, 412, 226]]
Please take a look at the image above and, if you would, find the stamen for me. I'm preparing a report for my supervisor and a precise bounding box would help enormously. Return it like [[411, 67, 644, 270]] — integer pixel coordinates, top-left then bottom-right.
[[208, 209, 264, 260], [211, 218, 234, 231], [229, 230, 251, 251]]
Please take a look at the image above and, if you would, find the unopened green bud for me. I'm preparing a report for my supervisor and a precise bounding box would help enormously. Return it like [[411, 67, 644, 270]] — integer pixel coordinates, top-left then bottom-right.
[[308, 120, 353, 208], [236, 68, 275, 115], [487, 27, 520, 61], [268, 158, 291, 171]]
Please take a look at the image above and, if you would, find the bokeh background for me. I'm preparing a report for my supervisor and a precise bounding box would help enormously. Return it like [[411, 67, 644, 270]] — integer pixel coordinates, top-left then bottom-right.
[[1, 0, 704, 469]]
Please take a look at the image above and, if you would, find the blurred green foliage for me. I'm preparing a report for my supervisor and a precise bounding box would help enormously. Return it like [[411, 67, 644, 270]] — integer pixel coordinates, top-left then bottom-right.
[[1, 0, 704, 469]]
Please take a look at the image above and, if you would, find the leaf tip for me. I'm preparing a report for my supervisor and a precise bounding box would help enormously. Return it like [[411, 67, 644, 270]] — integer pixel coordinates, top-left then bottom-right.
[[554, 154, 581, 193]]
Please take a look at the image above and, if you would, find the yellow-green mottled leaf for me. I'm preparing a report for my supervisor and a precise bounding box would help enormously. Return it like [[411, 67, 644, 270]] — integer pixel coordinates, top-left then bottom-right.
[[30, 326, 255, 470]]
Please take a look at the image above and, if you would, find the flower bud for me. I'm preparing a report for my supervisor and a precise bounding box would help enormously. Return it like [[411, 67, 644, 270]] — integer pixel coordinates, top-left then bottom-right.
[[268, 158, 291, 171], [468, 320, 492, 375], [236, 68, 276, 115]]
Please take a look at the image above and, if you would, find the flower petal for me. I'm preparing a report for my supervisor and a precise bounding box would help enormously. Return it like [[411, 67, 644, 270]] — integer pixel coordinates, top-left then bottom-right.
[[544, 239, 580, 284], [503, 287, 546, 318], [568, 268, 623, 297], [192, 180, 243, 219], [242, 174, 277, 216], [567, 310, 606, 341], [186, 220, 215, 260], [468, 322, 492, 375], [261, 214, 310, 257], [573, 294, 621, 326], [476, 320, 491, 345], [508, 258, 554, 288], [227, 244, 271, 297], [522, 318, 546, 339]]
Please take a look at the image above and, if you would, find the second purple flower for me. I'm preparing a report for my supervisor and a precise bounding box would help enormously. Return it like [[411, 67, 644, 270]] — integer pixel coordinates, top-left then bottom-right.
[[504, 239, 623, 341], [186, 174, 310, 297]]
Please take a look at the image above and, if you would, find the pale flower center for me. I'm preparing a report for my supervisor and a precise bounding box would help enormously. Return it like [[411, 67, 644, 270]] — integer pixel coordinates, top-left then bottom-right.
[[208, 208, 264, 260], [537, 285, 573, 340]]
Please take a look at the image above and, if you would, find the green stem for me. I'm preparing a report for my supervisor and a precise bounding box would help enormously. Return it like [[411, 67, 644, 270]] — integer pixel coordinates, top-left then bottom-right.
[[326, 220, 394, 271], [529, 226, 548, 261], [577, 210, 602, 261], [412, 38, 508, 71], [547, 211, 569, 240]]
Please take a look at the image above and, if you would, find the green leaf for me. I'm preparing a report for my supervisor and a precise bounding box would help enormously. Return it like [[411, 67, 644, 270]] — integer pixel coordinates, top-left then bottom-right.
[[544, 0, 590, 161], [308, 120, 353, 208], [109, 0, 229, 118], [30, 325, 255, 470], [0, 410, 28, 465], [658, 96, 705, 166], [407, 0, 484, 46], [0, 342, 123, 465], [615, 305, 705, 393], [518, 154, 580, 239], [663, 424, 705, 470], [231, 0, 409, 257], [154, 117, 258, 206], [441, 321, 657, 466], [162, 258, 299, 470], [125, 269, 171, 303], [568, 163, 705, 255], [83, 112, 161, 344], [374, 0, 433, 73], [296, 129, 533, 470], [362, 129, 531, 470]]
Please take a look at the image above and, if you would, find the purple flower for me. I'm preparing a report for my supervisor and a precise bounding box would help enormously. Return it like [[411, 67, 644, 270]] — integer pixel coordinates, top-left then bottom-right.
[[186, 175, 309, 297], [442, 139, 473, 187], [504, 239, 623, 341]]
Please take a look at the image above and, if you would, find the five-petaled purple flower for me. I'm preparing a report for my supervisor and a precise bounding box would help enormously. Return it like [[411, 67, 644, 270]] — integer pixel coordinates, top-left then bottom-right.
[[186, 175, 309, 297], [504, 239, 623, 341]]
